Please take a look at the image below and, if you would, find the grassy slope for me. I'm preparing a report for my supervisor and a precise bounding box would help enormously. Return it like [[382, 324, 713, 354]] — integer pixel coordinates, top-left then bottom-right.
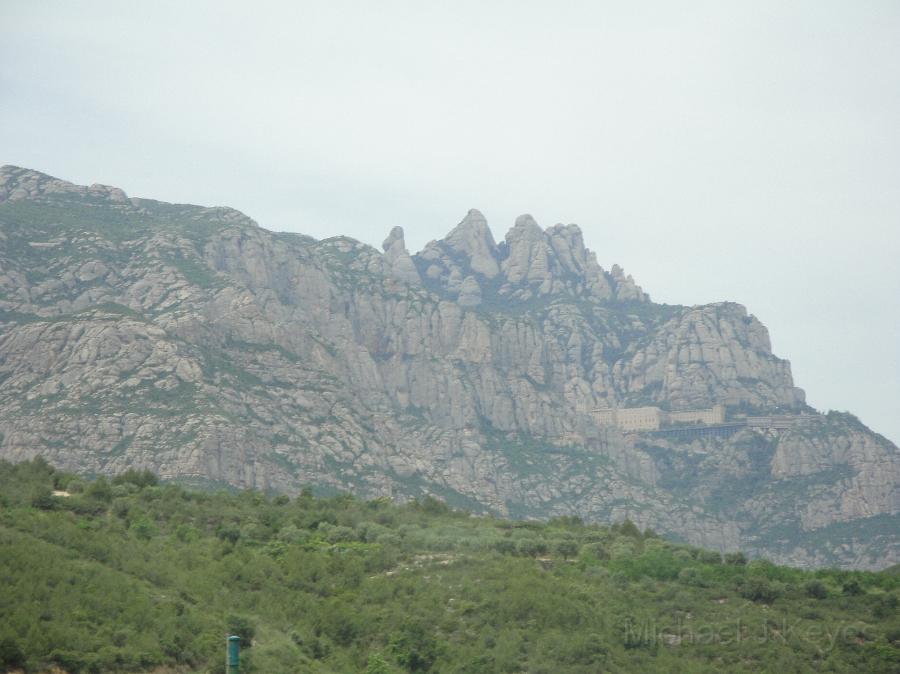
[[1, 460, 899, 674]]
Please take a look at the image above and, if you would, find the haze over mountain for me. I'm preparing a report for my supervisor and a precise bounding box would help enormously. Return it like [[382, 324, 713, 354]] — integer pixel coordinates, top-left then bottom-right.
[[1, 165, 897, 570]]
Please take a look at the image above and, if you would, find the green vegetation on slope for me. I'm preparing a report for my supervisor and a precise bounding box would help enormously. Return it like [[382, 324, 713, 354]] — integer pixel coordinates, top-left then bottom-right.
[[1, 459, 898, 674]]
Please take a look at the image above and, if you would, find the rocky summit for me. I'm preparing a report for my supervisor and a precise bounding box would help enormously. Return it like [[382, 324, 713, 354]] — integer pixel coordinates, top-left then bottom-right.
[[0, 165, 897, 569]]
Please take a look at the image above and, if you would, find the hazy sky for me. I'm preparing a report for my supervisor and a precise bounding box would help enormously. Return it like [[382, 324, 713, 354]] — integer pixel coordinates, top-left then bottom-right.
[[2, 1, 898, 443]]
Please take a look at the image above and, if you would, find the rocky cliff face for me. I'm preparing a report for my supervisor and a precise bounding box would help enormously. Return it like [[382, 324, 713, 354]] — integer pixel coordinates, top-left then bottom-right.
[[1, 165, 897, 569]]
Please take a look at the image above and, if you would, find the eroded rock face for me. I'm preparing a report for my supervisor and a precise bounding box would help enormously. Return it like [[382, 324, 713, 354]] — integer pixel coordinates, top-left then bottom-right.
[[0, 165, 897, 569], [414, 210, 641, 305], [442, 208, 500, 278], [614, 303, 805, 410], [382, 226, 420, 285]]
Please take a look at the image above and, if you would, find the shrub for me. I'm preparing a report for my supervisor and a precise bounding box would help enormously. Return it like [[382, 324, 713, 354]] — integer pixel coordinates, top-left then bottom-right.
[[66, 478, 86, 494], [86, 476, 113, 502], [31, 486, 57, 510], [678, 567, 706, 587], [0, 637, 25, 670], [416, 496, 449, 515], [325, 525, 356, 544], [582, 542, 609, 561], [696, 550, 722, 565], [390, 622, 440, 672], [738, 577, 781, 603], [227, 615, 256, 648], [887, 627, 900, 645], [365, 652, 393, 674], [555, 540, 579, 560], [217, 523, 241, 544], [804, 580, 828, 599], [516, 538, 541, 557], [872, 593, 898, 619], [132, 517, 158, 541], [493, 539, 516, 555], [619, 519, 642, 539], [725, 552, 748, 566], [113, 469, 158, 489], [608, 539, 638, 560], [842, 579, 864, 596]]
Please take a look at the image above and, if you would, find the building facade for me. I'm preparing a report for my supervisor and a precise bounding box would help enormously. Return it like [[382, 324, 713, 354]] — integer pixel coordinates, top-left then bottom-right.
[[595, 404, 725, 432]]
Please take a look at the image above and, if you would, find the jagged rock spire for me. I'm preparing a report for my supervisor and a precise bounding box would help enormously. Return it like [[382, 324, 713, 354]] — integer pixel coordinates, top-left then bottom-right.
[[381, 226, 421, 285], [442, 209, 500, 278]]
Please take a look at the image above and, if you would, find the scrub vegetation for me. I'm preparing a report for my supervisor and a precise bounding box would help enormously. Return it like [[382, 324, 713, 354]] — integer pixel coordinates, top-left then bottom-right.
[[1, 458, 898, 673]]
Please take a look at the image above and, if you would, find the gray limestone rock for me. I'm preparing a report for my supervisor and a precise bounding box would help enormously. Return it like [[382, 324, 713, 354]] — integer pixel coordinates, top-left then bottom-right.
[[442, 209, 500, 278], [382, 226, 421, 285], [457, 276, 482, 307], [0, 165, 896, 570]]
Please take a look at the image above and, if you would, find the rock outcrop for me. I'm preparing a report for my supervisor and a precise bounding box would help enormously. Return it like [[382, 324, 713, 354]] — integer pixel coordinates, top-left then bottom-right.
[[381, 226, 420, 285], [0, 165, 897, 569]]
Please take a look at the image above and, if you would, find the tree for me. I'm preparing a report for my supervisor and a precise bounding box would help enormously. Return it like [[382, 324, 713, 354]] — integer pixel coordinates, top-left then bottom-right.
[[725, 552, 748, 566], [842, 579, 863, 596], [365, 652, 393, 673], [555, 540, 579, 561], [113, 469, 158, 489], [86, 476, 113, 502], [132, 517, 158, 541], [31, 485, 57, 510], [804, 580, 828, 599], [619, 519, 641, 539], [390, 622, 439, 672], [227, 615, 256, 648], [738, 577, 781, 603]]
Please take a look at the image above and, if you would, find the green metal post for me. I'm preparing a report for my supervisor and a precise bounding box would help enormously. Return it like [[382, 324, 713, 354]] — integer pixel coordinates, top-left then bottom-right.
[[227, 635, 240, 673]]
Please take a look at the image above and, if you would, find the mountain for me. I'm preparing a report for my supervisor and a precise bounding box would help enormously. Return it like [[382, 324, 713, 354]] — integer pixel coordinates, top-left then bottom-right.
[[0, 165, 897, 569]]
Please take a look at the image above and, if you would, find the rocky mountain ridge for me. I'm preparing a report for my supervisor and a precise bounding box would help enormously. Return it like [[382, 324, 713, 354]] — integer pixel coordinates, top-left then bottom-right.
[[0, 165, 897, 569]]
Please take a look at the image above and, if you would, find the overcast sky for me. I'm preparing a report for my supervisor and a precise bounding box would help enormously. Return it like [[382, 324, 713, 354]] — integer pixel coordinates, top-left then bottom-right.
[[2, 1, 898, 444]]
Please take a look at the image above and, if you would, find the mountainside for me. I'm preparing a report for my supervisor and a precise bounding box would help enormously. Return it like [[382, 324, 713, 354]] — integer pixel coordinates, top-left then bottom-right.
[[3, 459, 899, 674], [0, 165, 897, 569]]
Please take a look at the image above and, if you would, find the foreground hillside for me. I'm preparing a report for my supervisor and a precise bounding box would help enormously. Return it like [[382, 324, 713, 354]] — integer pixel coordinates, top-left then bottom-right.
[[0, 165, 898, 568], [1, 459, 899, 673]]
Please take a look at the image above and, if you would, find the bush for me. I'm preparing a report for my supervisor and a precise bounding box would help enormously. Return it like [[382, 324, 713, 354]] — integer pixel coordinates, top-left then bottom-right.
[[618, 519, 642, 539], [365, 652, 393, 674], [31, 486, 57, 510], [804, 580, 828, 599], [581, 542, 609, 561], [555, 540, 579, 560], [227, 615, 256, 648], [696, 550, 722, 565], [842, 579, 864, 596], [416, 495, 450, 515], [872, 593, 898, 619], [738, 577, 782, 603], [887, 627, 900, 645], [66, 478, 86, 494], [678, 567, 706, 587], [516, 538, 547, 557], [217, 523, 241, 544], [390, 622, 440, 672], [325, 525, 357, 544], [86, 476, 113, 502], [132, 517, 158, 541], [493, 539, 516, 555], [725, 552, 748, 566], [0, 637, 25, 670], [113, 469, 158, 489]]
